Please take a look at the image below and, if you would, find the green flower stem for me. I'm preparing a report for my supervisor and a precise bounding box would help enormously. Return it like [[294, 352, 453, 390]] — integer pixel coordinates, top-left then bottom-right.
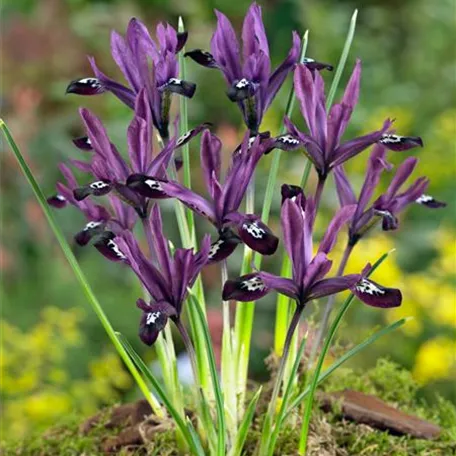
[[178, 16, 196, 239], [307, 241, 354, 370], [233, 31, 309, 416], [298, 250, 390, 454], [258, 305, 302, 455], [1, 119, 164, 417], [141, 219, 183, 413]]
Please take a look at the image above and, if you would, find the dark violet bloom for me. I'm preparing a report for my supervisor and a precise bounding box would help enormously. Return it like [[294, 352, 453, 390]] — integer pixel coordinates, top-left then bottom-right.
[[66, 19, 193, 139], [224, 191, 402, 309], [285, 60, 393, 179], [334, 145, 446, 242], [48, 164, 134, 248], [69, 90, 181, 220], [185, 3, 302, 132], [114, 205, 211, 345], [156, 131, 279, 260]]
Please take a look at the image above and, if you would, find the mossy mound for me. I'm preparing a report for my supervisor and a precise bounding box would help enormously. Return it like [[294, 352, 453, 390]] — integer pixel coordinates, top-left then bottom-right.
[[2, 358, 455, 455]]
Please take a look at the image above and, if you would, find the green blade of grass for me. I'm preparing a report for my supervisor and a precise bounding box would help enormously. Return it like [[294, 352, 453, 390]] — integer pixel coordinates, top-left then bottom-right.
[[326, 9, 358, 109], [1, 119, 163, 418], [178, 16, 196, 238], [231, 386, 263, 456], [116, 332, 204, 455], [188, 289, 226, 456], [286, 316, 411, 416], [298, 249, 391, 454]]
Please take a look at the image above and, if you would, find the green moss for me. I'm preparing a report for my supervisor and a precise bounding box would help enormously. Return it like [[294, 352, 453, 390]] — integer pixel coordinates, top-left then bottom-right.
[[3, 359, 455, 455]]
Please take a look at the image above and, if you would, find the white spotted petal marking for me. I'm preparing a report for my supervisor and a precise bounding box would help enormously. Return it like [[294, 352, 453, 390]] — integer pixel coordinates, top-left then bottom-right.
[[240, 276, 265, 292], [243, 221, 266, 239], [107, 239, 126, 260], [355, 279, 385, 296], [146, 312, 161, 325]]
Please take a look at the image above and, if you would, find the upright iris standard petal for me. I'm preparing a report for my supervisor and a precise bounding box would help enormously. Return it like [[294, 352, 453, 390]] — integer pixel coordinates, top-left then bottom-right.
[[184, 49, 219, 68], [126, 174, 169, 199], [236, 215, 279, 255], [207, 228, 242, 264], [415, 194, 446, 208], [379, 134, 423, 151], [73, 180, 113, 201], [66, 77, 105, 95], [352, 278, 402, 308], [74, 220, 106, 246], [222, 273, 269, 302], [93, 231, 127, 262], [137, 299, 177, 346]]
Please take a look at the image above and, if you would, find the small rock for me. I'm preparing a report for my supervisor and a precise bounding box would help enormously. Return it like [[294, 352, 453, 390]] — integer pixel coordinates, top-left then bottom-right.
[[320, 389, 441, 440]]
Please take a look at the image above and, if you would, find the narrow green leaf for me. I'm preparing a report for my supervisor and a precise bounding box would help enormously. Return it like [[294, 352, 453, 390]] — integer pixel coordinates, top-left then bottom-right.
[[285, 316, 410, 416], [232, 386, 263, 456], [298, 250, 392, 454], [1, 120, 164, 417], [188, 290, 226, 456], [116, 332, 203, 455], [326, 9, 358, 109]]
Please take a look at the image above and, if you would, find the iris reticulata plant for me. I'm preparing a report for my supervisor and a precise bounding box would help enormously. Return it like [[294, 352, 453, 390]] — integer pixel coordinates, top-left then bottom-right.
[[3, 3, 446, 455]]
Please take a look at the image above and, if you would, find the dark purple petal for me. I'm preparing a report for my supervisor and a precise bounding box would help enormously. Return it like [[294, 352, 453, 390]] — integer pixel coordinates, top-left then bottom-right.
[[257, 272, 299, 300], [303, 252, 333, 290], [227, 78, 257, 102], [265, 31, 300, 109], [201, 130, 222, 197], [160, 78, 196, 98], [184, 49, 219, 68], [307, 274, 361, 300], [222, 273, 269, 302], [242, 3, 269, 58], [318, 205, 356, 254], [73, 180, 112, 201], [126, 174, 169, 199], [160, 181, 216, 223], [72, 136, 93, 151], [330, 118, 393, 168], [66, 77, 105, 95], [211, 10, 242, 83], [374, 209, 399, 231], [137, 299, 177, 346], [415, 194, 446, 208], [281, 184, 305, 206], [333, 166, 357, 207], [236, 215, 279, 255], [302, 57, 334, 72], [379, 134, 423, 151], [93, 231, 127, 262], [176, 31, 188, 53], [207, 228, 241, 264], [176, 122, 212, 148], [47, 194, 67, 208], [74, 220, 106, 246], [88, 56, 136, 108], [264, 134, 302, 155], [384, 157, 418, 201], [352, 278, 402, 308]]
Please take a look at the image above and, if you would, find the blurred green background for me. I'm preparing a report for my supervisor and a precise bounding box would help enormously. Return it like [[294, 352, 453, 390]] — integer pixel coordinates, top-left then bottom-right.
[[1, 0, 455, 440]]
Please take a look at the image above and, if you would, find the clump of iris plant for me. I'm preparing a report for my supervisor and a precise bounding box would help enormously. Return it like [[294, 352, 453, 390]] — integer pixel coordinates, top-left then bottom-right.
[[9, 2, 442, 455]]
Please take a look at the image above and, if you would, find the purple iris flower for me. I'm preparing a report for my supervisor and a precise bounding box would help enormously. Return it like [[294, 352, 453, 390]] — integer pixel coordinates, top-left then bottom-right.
[[113, 205, 211, 345], [285, 60, 393, 179], [154, 131, 279, 260], [334, 144, 446, 244], [223, 188, 402, 309], [184, 3, 304, 133], [48, 163, 135, 248], [66, 19, 193, 139]]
